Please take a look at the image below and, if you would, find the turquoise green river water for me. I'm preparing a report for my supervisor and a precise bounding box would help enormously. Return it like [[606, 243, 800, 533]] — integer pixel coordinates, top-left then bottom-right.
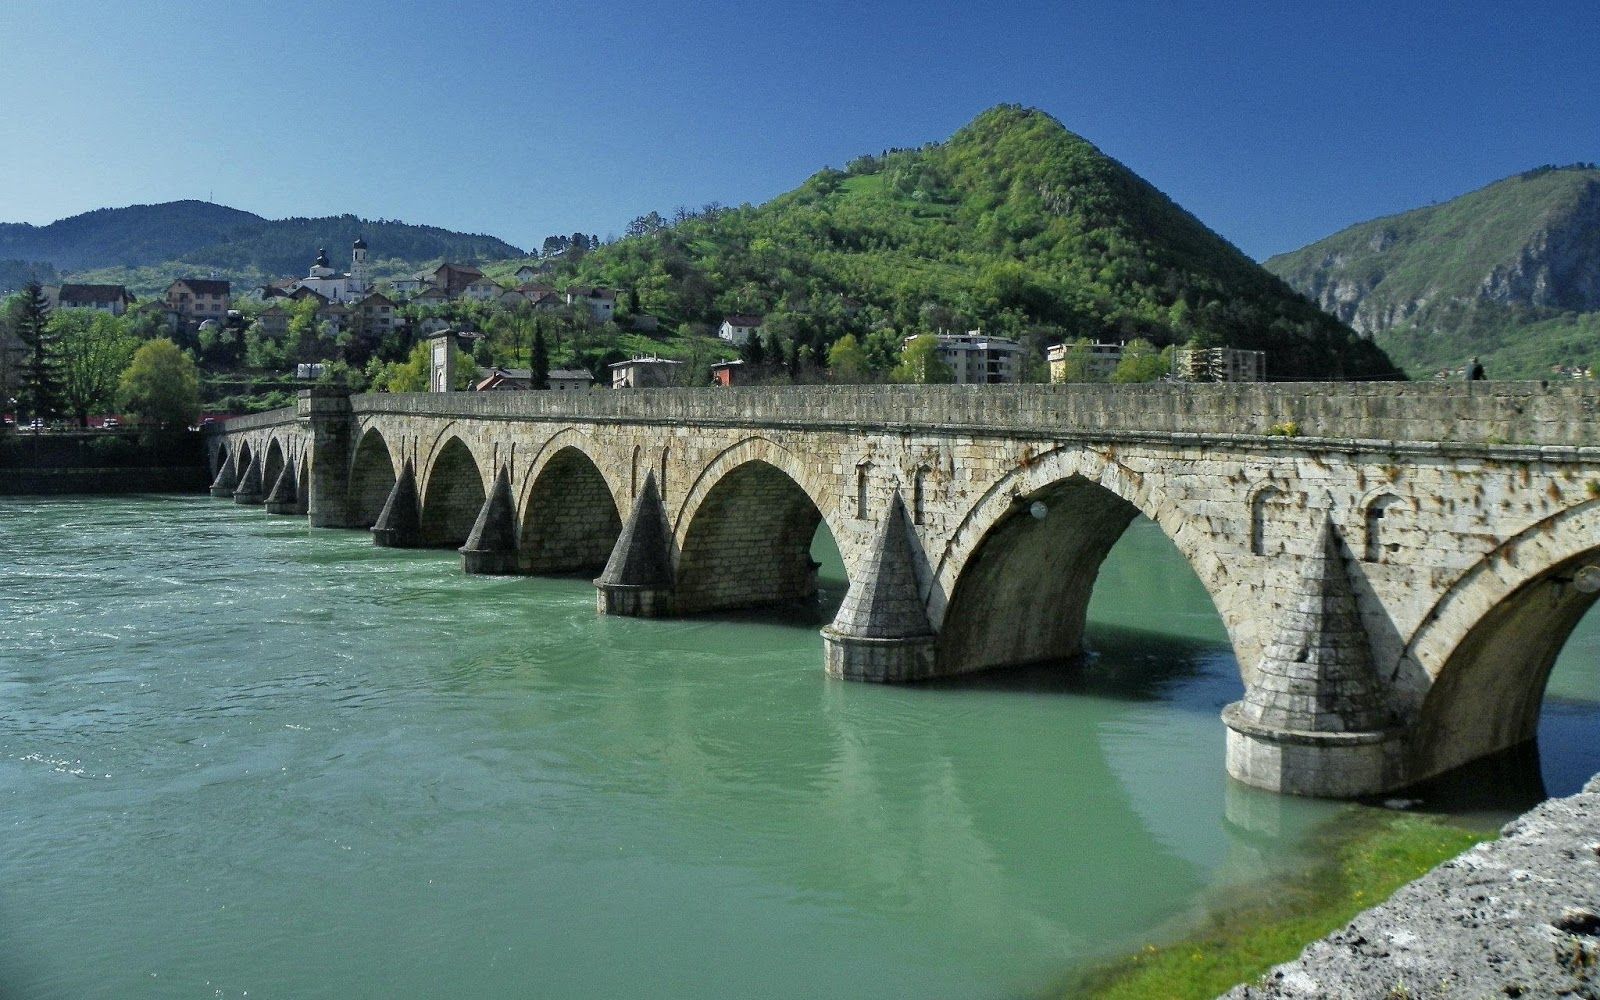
[[2, 495, 1597, 999]]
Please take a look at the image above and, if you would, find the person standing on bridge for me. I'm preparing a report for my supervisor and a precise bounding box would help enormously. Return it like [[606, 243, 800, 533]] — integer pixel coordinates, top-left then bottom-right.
[[1466, 356, 1486, 381]]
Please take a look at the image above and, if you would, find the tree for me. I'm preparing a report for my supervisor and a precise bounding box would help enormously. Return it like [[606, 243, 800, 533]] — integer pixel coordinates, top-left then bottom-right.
[[118, 339, 200, 428], [51, 311, 136, 426], [531, 328, 549, 389], [371, 340, 475, 392], [1051, 337, 1100, 382], [15, 281, 61, 420], [891, 335, 955, 384], [827, 334, 871, 382], [1110, 338, 1169, 383]]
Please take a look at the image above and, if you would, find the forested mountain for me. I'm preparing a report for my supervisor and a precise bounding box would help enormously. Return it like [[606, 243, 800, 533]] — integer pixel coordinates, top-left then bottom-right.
[[555, 104, 1397, 380], [1265, 165, 1600, 378], [0, 200, 524, 296]]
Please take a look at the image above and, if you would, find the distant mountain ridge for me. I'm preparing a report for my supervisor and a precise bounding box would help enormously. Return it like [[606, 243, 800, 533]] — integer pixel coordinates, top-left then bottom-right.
[[0, 199, 525, 296], [1265, 165, 1600, 377]]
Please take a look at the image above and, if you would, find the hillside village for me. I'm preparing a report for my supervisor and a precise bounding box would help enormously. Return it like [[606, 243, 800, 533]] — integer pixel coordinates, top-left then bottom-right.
[[10, 234, 1281, 419]]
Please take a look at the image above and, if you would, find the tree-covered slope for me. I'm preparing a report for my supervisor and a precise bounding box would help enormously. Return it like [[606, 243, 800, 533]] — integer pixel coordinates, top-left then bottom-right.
[[1265, 166, 1600, 378], [560, 104, 1396, 379], [0, 200, 525, 297]]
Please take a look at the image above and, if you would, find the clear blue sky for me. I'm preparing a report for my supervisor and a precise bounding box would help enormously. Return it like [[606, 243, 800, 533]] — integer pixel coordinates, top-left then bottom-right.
[[1, 0, 1595, 260]]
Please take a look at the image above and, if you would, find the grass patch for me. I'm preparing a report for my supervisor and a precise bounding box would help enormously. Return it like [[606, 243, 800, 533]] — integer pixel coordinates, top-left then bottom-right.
[[1050, 809, 1493, 1000]]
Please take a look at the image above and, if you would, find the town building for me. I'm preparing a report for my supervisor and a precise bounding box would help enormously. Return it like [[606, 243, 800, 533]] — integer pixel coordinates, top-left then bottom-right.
[[710, 359, 748, 387], [354, 292, 399, 335], [513, 265, 546, 283], [1047, 341, 1127, 382], [165, 278, 232, 326], [718, 315, 763, 346], [547, 368, 595, 392], [463, 277, 503, 303], [293, 240, 371, 302], [566, 286, 617, 322], [609, 355, 681, 388], [907, 330, 1024, 384], [257, 304, 289, 336], [475, 367, 533, 392], [1174, 346, 1266, 383], [50, 283, 135, 315], [413, 286, 450, 306], [432, 263, 484, 298], [389, 274, 428, 296]]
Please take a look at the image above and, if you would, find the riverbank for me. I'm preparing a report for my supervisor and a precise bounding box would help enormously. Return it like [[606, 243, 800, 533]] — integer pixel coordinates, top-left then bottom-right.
[[1222, 775, 1600, 998], [0, 430, 205, 494], [1051, 808, 1494, 1000]]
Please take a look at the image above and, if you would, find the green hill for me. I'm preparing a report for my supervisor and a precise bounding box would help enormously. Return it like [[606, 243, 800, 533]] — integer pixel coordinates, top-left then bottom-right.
[[1265, 165, 1600, 378], [555, 104, 1396, 380], [0, 200, 525, 297]]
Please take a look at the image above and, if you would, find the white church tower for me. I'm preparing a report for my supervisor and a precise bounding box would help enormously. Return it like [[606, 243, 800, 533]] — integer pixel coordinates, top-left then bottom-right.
[[350, 238, 370, 296]]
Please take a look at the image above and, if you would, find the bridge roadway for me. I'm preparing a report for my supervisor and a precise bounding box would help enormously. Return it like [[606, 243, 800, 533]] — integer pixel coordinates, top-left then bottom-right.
[[205, 382, 1600, 799]]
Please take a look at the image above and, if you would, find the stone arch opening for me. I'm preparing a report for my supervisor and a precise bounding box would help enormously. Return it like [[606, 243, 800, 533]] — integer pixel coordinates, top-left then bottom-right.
[[675, 459, 837, 615], [261, 439, 286, 498], [419, 436, 486, 548], [236, 440, 254, 475], [1363, 493, 1404, 563], [212, 442, 230, 477], [1410, 529, 1600, 784], [935, 470, 1231, 679], [348, 428, 397, 528], [518, 446, 622, 574]]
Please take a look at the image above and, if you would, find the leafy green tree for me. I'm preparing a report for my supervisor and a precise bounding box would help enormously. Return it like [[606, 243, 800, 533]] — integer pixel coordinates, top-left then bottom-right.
[[827, 334, 871, 382], [371, 341, 475, 392], [15, 281, 61, 420], [1051, 337, 1101, 382], [118, 338, 200, 428], [531, 329, 549, 389], [891, 335, 955, 384], [1110, 338, 1169, 383], [51, 311, 137, 425]]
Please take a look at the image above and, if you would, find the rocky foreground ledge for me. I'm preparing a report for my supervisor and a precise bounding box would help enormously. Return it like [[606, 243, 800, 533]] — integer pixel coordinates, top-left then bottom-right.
[[1224, 777, 1600, 999]]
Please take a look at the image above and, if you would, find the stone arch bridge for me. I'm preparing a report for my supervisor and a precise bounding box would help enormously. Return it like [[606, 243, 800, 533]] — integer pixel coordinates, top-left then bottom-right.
[[206, 383, 1600, 799]]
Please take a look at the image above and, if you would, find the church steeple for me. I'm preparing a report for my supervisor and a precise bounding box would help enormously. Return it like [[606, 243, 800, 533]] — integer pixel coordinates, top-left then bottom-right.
[[351, 238, 369, 295]]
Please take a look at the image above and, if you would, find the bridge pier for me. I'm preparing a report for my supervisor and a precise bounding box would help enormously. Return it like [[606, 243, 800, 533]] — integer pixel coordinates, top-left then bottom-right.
[[209, 457, 238, 497], [232, 456, 264, 505], [460, 467, 519, 575], [264, 461, 304, 515], [594, 472, 676, 616], [1223, 518, 1406, 797], [370, 460, 421, 548], [822, 496, 937, 682], [302, 388, 354, 528]]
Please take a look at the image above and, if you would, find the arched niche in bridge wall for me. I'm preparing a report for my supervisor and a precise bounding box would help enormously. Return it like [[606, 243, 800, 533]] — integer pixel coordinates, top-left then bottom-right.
[[674, 441, 845, 616], [932, 447, 1237, 680], [348, 427, 398, 528], [261, 439, 286, 499], [518, 445, 622, 574], [1406, 500, 1600, 784], [419, 436, 486, 548], [212, 441, 230, 477], [235, 440, 254, 476]]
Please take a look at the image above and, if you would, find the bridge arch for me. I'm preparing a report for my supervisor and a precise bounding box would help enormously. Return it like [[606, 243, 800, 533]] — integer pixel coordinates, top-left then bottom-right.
[[517, 437, 622, 574], [348, 427, 398, 528], [419, 435, 486, 548], [1406, 499, 1600, 782], [261, 439, 286, 498], [235, 439, 255, 476], [673, 436, 846, 615], [932, 446, 1241, 679], [211, 440, 231, 477]]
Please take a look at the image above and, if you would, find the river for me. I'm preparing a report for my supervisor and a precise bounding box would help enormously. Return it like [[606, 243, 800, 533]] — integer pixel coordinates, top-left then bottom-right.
[[1, 495, 1596, 999]]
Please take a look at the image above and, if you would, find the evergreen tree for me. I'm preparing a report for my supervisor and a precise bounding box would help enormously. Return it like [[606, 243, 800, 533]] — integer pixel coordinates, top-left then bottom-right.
[[15, 281, 61, 421], [531, 328, 550, 389], [741, 333, 765, 368]]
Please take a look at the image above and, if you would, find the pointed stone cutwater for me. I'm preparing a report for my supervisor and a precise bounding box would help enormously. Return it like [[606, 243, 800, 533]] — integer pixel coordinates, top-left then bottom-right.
[[1223, 514, 1404, 797], [232, 456, 264, 505], [370, 460, 421, 548], [460, 466, 519, 575], [594, 471, 675, 616], [822, 494, 937, 682], [264, 460, 303, 515], [209, 457, 239, 497]]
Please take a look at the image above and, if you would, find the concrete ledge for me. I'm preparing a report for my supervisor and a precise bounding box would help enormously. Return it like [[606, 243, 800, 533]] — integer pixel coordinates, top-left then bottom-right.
[[1223, 775, 1600, 999]]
